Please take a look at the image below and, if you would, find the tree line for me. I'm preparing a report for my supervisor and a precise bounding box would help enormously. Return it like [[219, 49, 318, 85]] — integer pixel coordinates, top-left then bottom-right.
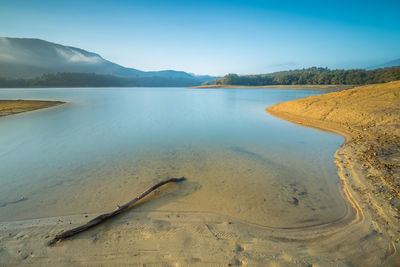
[[2, 67, 400, 88], [210, 67, 400, 86], [0, 72, 203, 88]]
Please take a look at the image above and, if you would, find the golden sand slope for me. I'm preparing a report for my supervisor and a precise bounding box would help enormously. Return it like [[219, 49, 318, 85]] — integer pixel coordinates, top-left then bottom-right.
[[0, 100, 64, 117], [267, 81, 400, 138], [267, 81, 400, 264], [267, 81, 400, 195]]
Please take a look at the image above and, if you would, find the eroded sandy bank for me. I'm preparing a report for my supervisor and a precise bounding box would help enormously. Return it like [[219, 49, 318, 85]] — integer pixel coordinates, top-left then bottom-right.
[[267, 81, 400, 265]]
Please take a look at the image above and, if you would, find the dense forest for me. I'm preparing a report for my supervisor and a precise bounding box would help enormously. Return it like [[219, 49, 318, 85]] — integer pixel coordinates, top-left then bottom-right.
[[0, 72, 204, 88], [2, 67, 400, 88], [210, 66, 400, 86]]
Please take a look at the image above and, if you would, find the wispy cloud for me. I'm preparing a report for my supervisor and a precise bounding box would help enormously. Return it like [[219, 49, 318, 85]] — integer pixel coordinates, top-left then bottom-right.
[[269, 62, 299, 69], [0, 52, 16, 62], [55, 48, 102, 64], [0, 37, 17, 62]]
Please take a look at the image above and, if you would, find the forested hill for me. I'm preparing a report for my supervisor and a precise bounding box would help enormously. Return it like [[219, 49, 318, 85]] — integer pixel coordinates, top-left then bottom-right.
[[0, 73, 205, 88], [0, 37, 218, 86], [210, 67, 400, 86]]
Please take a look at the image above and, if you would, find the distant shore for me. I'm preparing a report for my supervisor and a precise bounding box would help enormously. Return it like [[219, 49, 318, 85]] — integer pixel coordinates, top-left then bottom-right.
[[0, 100, 64, 117], [266, 81, 400, 265], [189, 84, 356, 91]]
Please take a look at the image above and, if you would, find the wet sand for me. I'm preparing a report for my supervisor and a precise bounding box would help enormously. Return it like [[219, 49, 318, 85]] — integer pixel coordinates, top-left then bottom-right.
[[0, 100, 64, 117], [0, 147, 347, 228], [1, 83, 399, 266]]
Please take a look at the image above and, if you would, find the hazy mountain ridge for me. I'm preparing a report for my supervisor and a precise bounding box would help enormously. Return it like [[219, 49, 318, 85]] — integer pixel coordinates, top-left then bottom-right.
[[0, 37, 218, 84], [366, 58, 400, 70]]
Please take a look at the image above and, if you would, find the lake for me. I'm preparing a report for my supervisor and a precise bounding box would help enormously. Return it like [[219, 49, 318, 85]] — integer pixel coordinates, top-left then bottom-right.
[[0, 87, 346, 228]]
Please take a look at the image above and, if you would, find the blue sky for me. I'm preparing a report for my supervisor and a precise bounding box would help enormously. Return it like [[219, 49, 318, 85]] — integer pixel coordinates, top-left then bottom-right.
[[1, 0, 399, 75]]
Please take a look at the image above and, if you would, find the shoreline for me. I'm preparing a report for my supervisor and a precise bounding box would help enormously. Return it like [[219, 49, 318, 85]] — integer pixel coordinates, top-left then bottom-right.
[[266, 81, 400, 265], [0, 100, 65, 117], [0, 205, 364, 265], [189, 84, 356, 91]]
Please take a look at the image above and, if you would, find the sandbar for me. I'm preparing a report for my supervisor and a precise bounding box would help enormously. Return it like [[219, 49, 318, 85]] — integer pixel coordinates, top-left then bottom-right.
[[0, 100, 64, 117]]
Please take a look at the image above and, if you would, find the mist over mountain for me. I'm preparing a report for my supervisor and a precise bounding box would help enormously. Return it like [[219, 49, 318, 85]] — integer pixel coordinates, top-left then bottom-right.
[[366, 58, 400, 70], [0, 37, 217, 85]]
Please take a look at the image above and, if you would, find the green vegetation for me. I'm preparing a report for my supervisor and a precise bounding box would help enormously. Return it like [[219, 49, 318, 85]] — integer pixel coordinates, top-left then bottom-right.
[[210, 67, 400, 86], [2, 67, 400, 88], [0, 73, 203, 88]]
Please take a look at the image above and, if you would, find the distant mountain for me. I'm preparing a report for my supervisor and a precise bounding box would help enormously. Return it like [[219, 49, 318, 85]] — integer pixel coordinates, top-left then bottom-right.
[[366, 58, 400, 70], [0, 37, 218, 85], [189, 73, 220, 84]]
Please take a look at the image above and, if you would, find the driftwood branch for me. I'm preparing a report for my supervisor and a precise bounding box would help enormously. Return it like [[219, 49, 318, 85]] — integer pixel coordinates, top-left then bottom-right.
[[0, 196, 27, 207], [48, 177, 186, 246]]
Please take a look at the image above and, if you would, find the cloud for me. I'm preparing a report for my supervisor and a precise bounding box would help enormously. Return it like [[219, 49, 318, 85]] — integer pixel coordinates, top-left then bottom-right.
[[0, 37, 11, 46], [0, 37, 17, 62], [269, 62, 298, 68], [55, 48, 102, 64], [0, 53, 16, 62]]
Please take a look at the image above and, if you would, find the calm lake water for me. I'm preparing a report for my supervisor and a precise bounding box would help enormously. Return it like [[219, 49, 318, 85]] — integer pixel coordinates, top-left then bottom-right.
[[0, 88, 346, 228]]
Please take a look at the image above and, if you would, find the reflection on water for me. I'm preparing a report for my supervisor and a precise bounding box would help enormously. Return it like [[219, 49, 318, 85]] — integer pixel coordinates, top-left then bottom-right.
[[0, 88, 345, 227]]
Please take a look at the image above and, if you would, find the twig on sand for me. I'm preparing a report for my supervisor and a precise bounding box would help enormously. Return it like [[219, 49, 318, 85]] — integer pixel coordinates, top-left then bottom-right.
[[48, 177, 186, 246]]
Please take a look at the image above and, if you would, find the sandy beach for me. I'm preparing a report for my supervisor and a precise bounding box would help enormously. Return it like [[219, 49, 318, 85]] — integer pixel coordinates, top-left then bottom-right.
[[1, 83, 399, 266], [0, 100, 64, 117]]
